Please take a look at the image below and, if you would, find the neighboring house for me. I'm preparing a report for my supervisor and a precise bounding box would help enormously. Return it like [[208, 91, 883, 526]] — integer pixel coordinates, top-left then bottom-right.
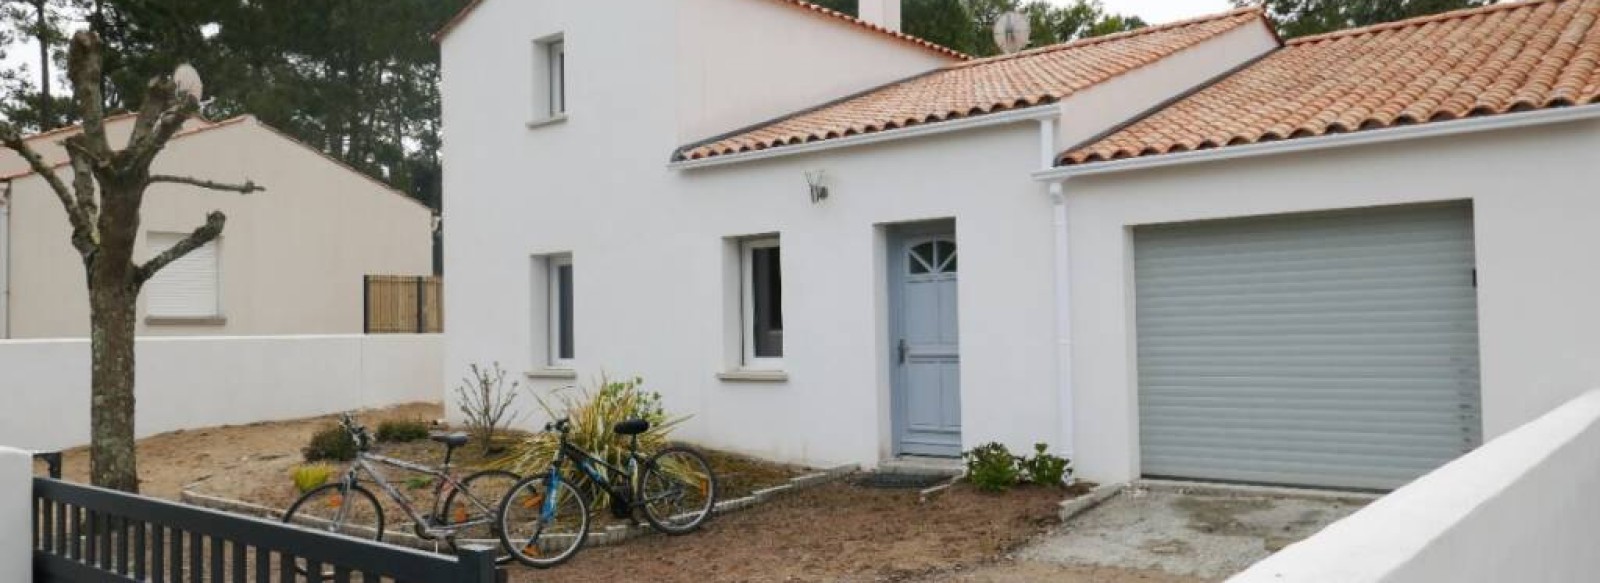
[[440, 0, 1600, 491], [0, 115, 434, 339]]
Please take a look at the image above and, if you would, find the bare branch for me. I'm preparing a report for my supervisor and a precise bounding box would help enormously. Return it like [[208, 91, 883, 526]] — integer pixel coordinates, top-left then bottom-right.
[[0, 121, 97, 256], [147, 175, 264, 194], [64, 138, 102, 253], [66, 31, 111, 160], [135, 211, 225, 285], [123, 77, 198, 172]]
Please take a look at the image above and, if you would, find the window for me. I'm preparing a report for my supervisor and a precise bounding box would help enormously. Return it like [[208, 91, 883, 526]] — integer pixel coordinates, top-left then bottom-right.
[[742, 237, 783, 367], [548, 255, 575, 365], [145, 232, 221, 319], [532, 34, 566, 121]]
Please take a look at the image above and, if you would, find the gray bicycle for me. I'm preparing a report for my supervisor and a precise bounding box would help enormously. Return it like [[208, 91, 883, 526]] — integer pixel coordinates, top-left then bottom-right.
[[282, 413, 520, 573]]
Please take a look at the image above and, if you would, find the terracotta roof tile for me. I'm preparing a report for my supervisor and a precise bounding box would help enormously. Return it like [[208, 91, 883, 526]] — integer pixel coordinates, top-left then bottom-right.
[[434, 0, 968, 61], [1061, 0, 1600, 166], [676, 8, 1266, 161]]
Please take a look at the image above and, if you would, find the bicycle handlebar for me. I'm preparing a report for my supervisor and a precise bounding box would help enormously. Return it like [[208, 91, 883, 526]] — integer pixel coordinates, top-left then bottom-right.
[[338, 412, 373, 451]]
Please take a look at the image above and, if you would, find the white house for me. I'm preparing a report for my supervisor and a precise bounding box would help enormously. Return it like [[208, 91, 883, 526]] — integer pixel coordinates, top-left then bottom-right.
[[0, 114, 435, 339], [440, 0, 1600, 490]]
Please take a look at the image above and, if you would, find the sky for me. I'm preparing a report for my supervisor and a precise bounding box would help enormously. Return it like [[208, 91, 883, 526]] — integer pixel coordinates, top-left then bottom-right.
[[2, 0, 1239, 97]]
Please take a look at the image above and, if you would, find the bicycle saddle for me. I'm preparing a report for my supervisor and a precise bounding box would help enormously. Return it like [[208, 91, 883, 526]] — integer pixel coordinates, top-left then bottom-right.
[[429, 431, 470, 448], [613, 419, 650, 436]]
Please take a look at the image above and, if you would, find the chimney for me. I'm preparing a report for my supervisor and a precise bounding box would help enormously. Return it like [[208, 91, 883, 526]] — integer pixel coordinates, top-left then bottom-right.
[[858, 0, 901, 33]]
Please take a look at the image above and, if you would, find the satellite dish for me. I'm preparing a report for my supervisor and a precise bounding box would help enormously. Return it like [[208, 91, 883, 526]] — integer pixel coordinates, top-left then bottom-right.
[[173, 63, 204, 101], [993, 11, 1031, 54]]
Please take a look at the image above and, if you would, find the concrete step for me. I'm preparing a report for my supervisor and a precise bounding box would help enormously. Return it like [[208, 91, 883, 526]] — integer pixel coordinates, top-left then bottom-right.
[[879, 456, 964, 477]]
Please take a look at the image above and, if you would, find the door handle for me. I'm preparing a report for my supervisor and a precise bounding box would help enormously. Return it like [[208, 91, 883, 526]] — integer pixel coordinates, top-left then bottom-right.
[[898, 338, 909, 365]]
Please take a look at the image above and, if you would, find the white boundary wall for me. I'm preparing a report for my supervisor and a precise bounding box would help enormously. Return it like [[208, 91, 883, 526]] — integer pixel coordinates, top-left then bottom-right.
[[0, 334, 442, 452], [0, 447, 25, 583], [1230, 389, 1600, 582]]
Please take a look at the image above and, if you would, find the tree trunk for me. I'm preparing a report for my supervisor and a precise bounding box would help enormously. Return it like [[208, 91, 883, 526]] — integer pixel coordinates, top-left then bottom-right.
[[87, 180, 142, 493]]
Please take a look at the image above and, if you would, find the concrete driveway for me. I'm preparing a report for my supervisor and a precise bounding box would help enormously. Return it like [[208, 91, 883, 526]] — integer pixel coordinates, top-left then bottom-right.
[[930, 482, 1373, 582]]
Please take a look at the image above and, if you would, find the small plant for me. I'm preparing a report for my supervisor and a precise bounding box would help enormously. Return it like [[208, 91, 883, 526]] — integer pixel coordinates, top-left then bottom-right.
[[291, 464, 335, 494], [455, 362, 524, 454], [1020, 443, 1071, 487], [404, 476, 433, 490], [497, 374, 688, 508], [302, 425, 357, 462], [963, 442, 1021, 493], [376, 419, 431, 443]]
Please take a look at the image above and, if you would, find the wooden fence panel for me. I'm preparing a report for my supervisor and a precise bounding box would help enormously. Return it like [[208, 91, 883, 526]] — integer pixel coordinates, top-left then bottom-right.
[[365, 275, 443, 333]]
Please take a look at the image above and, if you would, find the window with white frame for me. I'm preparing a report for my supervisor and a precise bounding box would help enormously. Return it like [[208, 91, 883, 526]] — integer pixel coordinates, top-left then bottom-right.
[[533, 35, 566, 120], [741, 237, 783, 367], [145, 232, 221, 319], [548, 255, 575, 365]]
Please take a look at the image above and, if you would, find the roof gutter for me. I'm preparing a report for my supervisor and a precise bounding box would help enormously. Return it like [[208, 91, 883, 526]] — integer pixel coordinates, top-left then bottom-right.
[[1033, 103, 1600, 182], [671, 104, 1061, 171]]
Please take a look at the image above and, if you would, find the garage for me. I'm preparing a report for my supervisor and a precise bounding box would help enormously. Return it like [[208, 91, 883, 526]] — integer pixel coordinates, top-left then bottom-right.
[[1133, 202, 1482, 490]]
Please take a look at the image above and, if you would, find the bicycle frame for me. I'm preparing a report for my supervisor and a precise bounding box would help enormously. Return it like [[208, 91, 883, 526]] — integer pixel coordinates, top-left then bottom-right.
[[541, 438, 684, 521], [337, 451, 497, 538]]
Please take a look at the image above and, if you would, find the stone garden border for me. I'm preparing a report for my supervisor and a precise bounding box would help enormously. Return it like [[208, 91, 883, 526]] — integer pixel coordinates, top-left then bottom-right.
[[180, 463, 860, 552]]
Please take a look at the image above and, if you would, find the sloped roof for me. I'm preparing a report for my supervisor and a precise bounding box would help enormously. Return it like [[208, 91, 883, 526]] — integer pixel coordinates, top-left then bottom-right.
[[433, 0, 968, 61], [1061, 0, 1600, 166], [675, 8, 1266, 161]]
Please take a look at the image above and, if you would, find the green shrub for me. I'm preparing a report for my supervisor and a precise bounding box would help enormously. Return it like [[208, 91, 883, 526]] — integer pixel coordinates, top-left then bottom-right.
[[404, 476, 433, 490], [291, 464, 335, 494], [963, 442, 1021, 493], [1020, 443, 1071, 487], [303, 425, 357, 462], [376, 419, 431, 443]]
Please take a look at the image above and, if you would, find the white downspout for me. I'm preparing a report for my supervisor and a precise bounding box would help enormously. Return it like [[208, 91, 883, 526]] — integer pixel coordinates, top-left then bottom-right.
[[1, 180, 10, 339], [1038, 117, 1075, 459]]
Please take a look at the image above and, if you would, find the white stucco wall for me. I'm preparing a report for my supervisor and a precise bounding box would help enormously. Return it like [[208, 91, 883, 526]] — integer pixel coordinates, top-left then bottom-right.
[[1063, 118, 1600, 484], [4, 118, 434, 339], [0, 447, 25, 583], [441, 0, 1275, 469], [0, 334, 442, 453], [675, 0, 955, 142], [1231, 389, 1600, 582]]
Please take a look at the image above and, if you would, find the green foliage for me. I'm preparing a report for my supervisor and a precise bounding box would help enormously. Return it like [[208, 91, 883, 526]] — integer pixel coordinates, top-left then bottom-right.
[[963, 442, 1022, 492], [290, 463, 335, 494], [1020, 443, 1070, 486], [816, 0, 1146, 57], [497, 374, 689, 507], [302, 425, 358, 462], [964, 442, 1071, 491], [1234, 0, 1489, 39], [375, 419, 431, 443], [404, 476, 433, 490]]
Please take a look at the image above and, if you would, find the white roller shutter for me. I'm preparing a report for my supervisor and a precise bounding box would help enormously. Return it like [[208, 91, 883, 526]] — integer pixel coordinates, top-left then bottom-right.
[[1134, 203, 1481, 491], [146, 232, 220, 318]]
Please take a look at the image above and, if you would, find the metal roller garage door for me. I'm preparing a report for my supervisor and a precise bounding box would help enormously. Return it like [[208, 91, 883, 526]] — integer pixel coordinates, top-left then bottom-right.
[[1134, 203, 1481, 490]]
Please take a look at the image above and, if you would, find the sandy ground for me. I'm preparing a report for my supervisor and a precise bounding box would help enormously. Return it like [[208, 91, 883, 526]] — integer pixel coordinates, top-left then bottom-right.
[[52, 403, 444, 500]]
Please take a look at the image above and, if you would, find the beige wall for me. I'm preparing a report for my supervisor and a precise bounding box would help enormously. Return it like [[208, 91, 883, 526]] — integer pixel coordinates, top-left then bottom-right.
[[4, 117, 433, 338]]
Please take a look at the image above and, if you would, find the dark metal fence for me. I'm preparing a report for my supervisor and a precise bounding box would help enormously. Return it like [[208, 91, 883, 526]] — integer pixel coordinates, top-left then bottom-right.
[[31, 472, 497, 582]]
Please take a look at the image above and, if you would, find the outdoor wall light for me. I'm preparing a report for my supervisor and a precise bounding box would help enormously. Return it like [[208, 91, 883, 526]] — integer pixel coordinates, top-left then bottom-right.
[[805, 170, 829, 204]]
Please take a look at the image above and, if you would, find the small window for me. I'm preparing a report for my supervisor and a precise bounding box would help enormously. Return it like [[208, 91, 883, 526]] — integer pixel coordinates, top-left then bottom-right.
[[533, 35, 566, 120], [742, 238, 783, 366], [548, 255, 575, 365], [908, 239, 957, 275], [146, 232, 221, 318]]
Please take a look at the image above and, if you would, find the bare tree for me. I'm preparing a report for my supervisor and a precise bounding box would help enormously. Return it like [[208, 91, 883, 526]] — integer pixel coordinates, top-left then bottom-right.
[[0, 31, 262, 492]]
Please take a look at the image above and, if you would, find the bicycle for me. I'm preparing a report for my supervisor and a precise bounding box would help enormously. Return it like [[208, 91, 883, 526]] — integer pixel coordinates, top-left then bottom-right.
[[282, 413, 521, 574], [498, 417, 719, 567]]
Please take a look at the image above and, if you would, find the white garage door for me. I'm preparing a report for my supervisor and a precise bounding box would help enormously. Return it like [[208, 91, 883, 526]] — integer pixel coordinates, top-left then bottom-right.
[[1134, 203, 1481, 490]]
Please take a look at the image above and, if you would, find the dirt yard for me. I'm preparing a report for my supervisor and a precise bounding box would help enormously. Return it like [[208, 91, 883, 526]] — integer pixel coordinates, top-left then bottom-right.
[[513, 480, 1070, 583]]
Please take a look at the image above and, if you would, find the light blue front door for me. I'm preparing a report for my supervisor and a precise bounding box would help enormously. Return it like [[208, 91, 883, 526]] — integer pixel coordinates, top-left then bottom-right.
[[893, 233, 961, 457]]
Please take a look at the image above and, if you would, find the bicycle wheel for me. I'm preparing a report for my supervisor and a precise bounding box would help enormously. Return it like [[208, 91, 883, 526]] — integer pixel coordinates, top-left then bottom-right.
[[640, 446, 718, 535], [441, 469, 521, 563], [498, 474, 590, 568], [283, 483, 384, 579]]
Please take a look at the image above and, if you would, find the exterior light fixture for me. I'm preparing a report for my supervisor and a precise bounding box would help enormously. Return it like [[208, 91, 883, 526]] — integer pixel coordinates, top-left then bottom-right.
[[805, 170, 829, 204]]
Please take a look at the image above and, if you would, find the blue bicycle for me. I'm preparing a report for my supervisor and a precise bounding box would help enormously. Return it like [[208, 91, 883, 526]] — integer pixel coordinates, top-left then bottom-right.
[[497, 417, 718, 567]]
